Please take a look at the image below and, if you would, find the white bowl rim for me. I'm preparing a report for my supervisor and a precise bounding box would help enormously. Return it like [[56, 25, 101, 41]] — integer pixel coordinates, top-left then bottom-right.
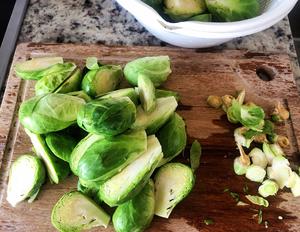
[[119, 0, 298, 35]]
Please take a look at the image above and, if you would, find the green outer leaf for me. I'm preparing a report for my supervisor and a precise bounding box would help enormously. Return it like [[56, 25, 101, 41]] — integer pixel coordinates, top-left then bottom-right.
[[190, 140, 201, 172], [97, 88, 139, 105], [77, 97, 136, 136], [113, 179, 155, 232], [124, 56, 171, 87], [67, 90, 92, 102], [245, 195, 269, 207], [205, 0, 260, 22], [51, 191, 110, 232], [45, 132, 78, 162], [15, 57, 63, 80], [138, 74, 156, 113], [155, 89, 180, 101], [132, 96, 178, 134], [226, 99, 241, 124], [19, 93, 85, 134], [35, 62, 77, 95], [25, 129, 70, 184], [81, 65, 122, 97], [76, 130, 147, 182], [99, 135, 162, 206], [6, 154, 46, 207], [157, 113, 187, 166]]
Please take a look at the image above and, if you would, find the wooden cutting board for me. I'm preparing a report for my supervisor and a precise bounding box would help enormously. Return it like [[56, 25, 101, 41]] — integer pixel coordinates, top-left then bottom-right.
[[0, 43, 300, 232]]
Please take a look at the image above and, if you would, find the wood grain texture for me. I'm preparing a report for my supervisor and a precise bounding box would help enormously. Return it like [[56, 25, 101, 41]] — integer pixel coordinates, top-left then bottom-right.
[[0, 43, 300, 232]]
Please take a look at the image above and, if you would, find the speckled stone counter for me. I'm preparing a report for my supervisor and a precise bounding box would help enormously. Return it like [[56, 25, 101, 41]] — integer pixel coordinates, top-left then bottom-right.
[[19, 0, 300, 87]]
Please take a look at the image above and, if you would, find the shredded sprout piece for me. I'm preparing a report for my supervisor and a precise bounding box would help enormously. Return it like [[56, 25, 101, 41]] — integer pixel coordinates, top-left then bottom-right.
[[190, 140, 202, 173], [86, 57, 100, 70], [270, 143, 285, 157], [237, 143, 250, 166], [221, 95, 234, 112], [262, 143, 276, 165], [258, 209, 263, 224], [234, 128, 253, 148], [237, 201, 249, 206], [249, 148, 268, 169], [236, 89, 246, 105], [246, 195, 269, 207], [276, 135, 290, 148], [286, 171, 300, 197], [204, 218, 214, 225], [233, 157, 249, 175], [271, 101, 290, 122], [245, 165, 266, 183], [258, 179, 279, 198]]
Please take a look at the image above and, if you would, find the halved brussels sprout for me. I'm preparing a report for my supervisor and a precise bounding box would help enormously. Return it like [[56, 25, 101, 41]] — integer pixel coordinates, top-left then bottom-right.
[[15, 56, 63, 80], [113, 179, 155, 232], [205, 0, 260, 22], [132, 96, 178, 134], [138, 74, 156, 112], [97, 88, 139, 105], [164, 0, 207, 21], [77, 97, 136, 136], [81, 65, 123, 97], [71, 130, 147, 183], [99, 135, 162, 206], [54, 67, 82, 94], [155, 89, 180, 101], [25, 129, 70, 184], [124, 56, 171, 87], [6, 154, 45, 207], [258, 179, 279, 198], [51, 191, 110, 231], [35, 62, 77, 95], [45, 132, 78, 162], [157, 113, 187, 166], [19, 93, 85, 134], [245, 165, 266, 183], [154, 163, 195, 218]]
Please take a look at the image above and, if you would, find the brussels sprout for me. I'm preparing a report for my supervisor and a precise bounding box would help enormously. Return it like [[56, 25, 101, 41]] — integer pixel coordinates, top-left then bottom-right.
[[154, 163, 195, 218], [124, 56, 171, 87], [97, 88, 139, 105], [99, 135, 162, 206], [81, 65, 122, 97], [113, 179, 155, 232], [19, 93, 85, 134], [245, 165, 266, 183], [67, 90, 92, 102], [71, 130, 147, 182], [25, 129, 70, 184], [54, 67, 82, 94], [249, 148, 268, 169], [51, 191, 110, 231], [164, 0, 207, 21], [77, 97, 136, 136], [45, 132, 78, 162], [189, 13, 212, 22], [132, 96, 178, 134], [157, 113, 187, 166], [6, 154, 45, 207], [258, 180, 279, 198], [205, 0, 260, 22], [35, 63, 77, 95], [190, 140, 201, 172], [138, 74, 156, 112], [15, 56, 63, 80], [155, 89, 180, 101]]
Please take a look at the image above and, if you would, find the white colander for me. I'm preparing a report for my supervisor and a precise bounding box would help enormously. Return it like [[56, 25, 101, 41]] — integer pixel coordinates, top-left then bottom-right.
[[115, 0, 298, 48]]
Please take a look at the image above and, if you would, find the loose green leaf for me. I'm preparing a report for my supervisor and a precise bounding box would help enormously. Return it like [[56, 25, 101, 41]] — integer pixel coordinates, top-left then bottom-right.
[[204, 218, 214, 225], [86, 57, 100, 70], [190, 140, 201, 172], [245, 195, 269, 207], [258, 209, 263, 224]]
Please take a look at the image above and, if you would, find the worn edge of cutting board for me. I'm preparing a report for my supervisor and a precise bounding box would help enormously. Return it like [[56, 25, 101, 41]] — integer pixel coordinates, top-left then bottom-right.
[[0, 42, 300, 232]]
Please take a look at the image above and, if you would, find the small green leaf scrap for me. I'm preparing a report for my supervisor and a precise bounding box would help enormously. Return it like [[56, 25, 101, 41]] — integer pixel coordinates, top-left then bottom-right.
[[245, 195, 269, 207], [190, 140, 202, 173], [204, 218, 214, 225]]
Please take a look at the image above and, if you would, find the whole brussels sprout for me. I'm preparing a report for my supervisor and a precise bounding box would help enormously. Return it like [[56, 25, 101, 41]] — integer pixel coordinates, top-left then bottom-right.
[[34, 63, 77, 95], [19, 93, 85, 134], [113, 179, 155, 232], [77, 97, 136, 136], [81, 65, 123, 97], [164, 0, 207, 21], [124, 56, 171, 87], [205, 0, 260, 22]]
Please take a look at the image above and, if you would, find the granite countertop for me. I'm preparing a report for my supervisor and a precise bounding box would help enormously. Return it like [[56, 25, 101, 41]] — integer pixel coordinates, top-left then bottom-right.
[[19, 0, 300, 87]]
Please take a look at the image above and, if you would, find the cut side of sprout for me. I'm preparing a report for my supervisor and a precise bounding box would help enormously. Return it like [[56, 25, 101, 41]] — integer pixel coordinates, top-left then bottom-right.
[[233, 157, 249, 175], [245, 165, 266, 183], [234, 127, 253, 148], [258, 180, 279, 198], [249, 148, 268, 169]]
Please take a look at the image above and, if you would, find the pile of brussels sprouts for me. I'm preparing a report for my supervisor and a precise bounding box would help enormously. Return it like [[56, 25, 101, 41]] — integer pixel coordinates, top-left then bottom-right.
[[142, 0, 261, 22], [7, 55, 201, 231], [207, 90, 300, 208]]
